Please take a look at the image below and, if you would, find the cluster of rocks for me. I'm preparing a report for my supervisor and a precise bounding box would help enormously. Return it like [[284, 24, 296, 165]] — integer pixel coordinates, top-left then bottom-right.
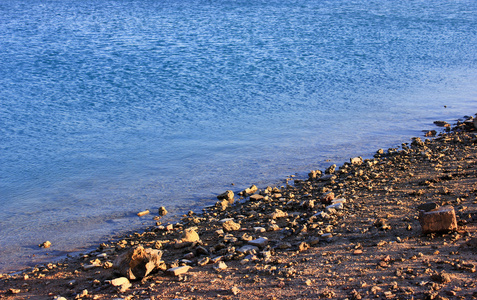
[[1, 114, 476, 299]]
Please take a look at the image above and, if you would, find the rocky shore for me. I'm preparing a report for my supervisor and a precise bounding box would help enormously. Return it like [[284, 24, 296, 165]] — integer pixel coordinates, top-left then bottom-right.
[[1, 115, 476, 300]]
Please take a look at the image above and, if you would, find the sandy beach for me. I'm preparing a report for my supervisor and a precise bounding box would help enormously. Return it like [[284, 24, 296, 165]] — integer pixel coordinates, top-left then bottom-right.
[[1, 115, 476, 300]]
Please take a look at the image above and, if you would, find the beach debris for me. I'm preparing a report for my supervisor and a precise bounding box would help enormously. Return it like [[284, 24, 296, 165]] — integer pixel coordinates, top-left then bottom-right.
[[114, 245, 164, 280], [158, 206, 168, 216], [419, 205, 458, 234], [137, 210, 150, 217], [39, 241, 51, 248]]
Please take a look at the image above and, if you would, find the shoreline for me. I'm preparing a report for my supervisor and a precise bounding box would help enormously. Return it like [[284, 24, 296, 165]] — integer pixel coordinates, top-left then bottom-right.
[[1, 114, 476, 299]]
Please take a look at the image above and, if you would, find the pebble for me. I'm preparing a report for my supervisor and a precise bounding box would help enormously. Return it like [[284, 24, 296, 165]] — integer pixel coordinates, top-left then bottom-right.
[[248, 237, 269, 248], [223, 220, 241, 231], [39, 241, 51, 248], [167, 266, 191, 276], [214, 261, 228, 271], [158, 206, 168, 216]]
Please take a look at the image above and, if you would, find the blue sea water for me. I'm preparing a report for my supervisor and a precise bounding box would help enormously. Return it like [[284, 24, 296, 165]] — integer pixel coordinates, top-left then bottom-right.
[[0, 0, 476, 272]]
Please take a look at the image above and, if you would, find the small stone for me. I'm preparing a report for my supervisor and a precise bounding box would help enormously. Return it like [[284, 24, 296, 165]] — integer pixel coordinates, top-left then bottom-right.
[[270, 209, 288, 219], [158, 206, 168, 216], [214, 261, 227, 271], [241, 184, 258, 195], [167, 266, 191, 276], [111, 277, 130, 287], [431, 272, 451, 284], [217, 190, 234, 203], [223, 220, 241, 231], [298, 242, 310, 252], [321, 192, 335, 204], [350, 157, 363, 165], [353, 250, 363, 255], [326, 202, 343, 211], [8, 289, 21, 294], [237, 245, 259, 254], [250, 194, 265, 201], [231, 286, 240, 295], [314, 211, 331, 219], [39, 241, 51, 248], [197, 257, 210, 266], [182, 228, 200, 243], [253, 227, 266, 233], [248, 237, 269, 248]]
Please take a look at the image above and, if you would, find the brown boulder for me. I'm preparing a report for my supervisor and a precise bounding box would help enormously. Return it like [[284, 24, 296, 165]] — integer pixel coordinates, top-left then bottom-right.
[[114, 245, 164, 280], [418, 205, 458, 234]]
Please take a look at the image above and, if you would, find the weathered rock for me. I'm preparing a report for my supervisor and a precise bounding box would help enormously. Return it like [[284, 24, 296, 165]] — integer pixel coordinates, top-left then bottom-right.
[[308, 170, 322, 179], [419, 205, 458, 234], [325, 164, 336, 174], [314, 211, 331, 220], [250, 194, 265, 201], [326, 202, 343, 211], [248, 237, 268, 248], [431, 272, 452, 284], [223, 220, 241, 231], [166, 265, 190, 276], [270, 209, 288, 219], [182, 228, 200, 243], [240, 184, 258, 196], [216, 199, 229, 211], [114, 245, 164, 280], [110, 277, 132, 292], [350, 157, 363, 165], [39, 241, 51, 248], [158, 206, 168, 216], [217, 190, 234, 203], [213, 261, 228, 271], [237, 245, 259, 254], [321, 192, 335, 204], [231, 286, 240, 295]]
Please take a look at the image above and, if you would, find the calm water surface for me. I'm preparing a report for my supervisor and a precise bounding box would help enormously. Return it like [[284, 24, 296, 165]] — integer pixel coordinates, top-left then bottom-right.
[[0, 0, 476, 272]]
